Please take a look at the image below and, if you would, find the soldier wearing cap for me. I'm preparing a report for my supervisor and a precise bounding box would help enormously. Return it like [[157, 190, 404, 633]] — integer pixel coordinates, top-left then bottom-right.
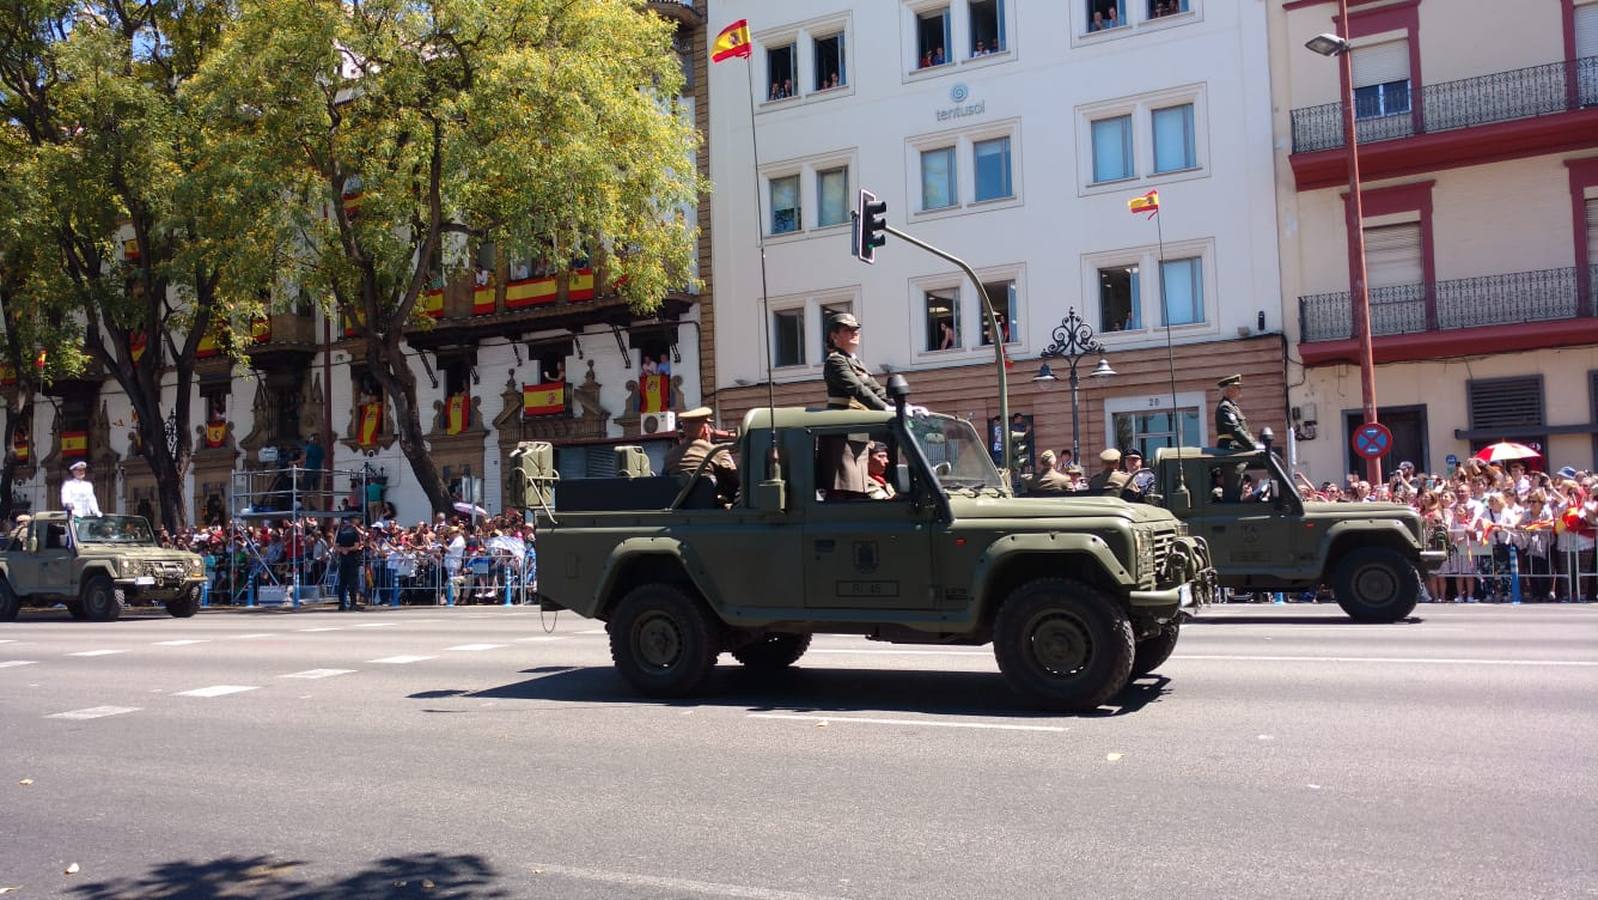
[[1122, 447, 1155, 500], [1215, 374, 1257, 451], [1025, 449, 1074, 495], [664, 406, 740, 502], [1087, 448, 1130, 496], [820, 311, 887, 498], [61, 459, 102, 518]]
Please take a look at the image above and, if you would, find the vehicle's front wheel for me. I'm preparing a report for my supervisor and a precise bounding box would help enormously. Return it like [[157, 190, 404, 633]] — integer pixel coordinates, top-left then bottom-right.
[[166, 587, 200, 619], [608, 584, 721, 698], [993, 578, 1135, 711], [731, 633, 812, 670], [65, 600, 87, 620], [80, 575, 121, 623], [0, 577, 18, 622], [1332, 547, 1419, 623], [1131, 620, 1181, 678]]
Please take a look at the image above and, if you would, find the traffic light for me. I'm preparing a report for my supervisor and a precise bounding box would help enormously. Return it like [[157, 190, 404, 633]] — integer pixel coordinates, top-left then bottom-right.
[[853, 189, 887, 263], [1010, 428, 1032, 473]]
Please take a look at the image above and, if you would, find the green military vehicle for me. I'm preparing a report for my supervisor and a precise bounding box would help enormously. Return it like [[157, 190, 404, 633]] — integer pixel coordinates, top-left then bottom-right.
[[0, 513, 206, 622], [1147, 445, 1445, 622], [526, 387, 1215, 711]]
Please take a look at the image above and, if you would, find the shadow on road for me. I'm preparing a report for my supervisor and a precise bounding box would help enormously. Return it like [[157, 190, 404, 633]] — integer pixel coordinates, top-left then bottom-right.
[[1189, 613, 1423, 626], [66, 851, 508, 899], [429, 663, 1170, 719]]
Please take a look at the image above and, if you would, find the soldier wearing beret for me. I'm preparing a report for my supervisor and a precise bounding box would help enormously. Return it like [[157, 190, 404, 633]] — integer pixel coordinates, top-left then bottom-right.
[[664, 406, 740, 503], [820, 312, 886, 498], [1087, 448, 1130, 496], [1215, 374, 1257, 451]]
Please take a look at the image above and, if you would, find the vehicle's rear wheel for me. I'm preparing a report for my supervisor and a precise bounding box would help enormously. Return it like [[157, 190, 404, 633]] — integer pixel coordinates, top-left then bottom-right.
[[608, 584, 721, 698], [993, 578, 1135, 711], [0, 577, 18, 622], [731, 633, 812, 670], [1131, 620, 1181, 678], [80, 575, 121, 623], [166, 587, 200, 619], [65, 600, 87, 620], [1332, 547, 1419, 623]]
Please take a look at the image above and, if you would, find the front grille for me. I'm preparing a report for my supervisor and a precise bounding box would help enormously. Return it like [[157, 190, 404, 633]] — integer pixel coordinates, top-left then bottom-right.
[[1148, 526, 1178, 588]]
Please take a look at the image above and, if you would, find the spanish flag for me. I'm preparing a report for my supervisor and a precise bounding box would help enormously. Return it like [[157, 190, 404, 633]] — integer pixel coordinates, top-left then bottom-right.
[[1128, 189, 1160, 219], [358, 402, 382, 447], [523, 382, 565, 418], [130, 331, 148, 362], [445, 393, 468, 435], [13, 435, 28, 462], [203, 421, 227, 448], [640, 374, 670, 414], [62, 430, 88, 457], [712, 19, 752, 63]]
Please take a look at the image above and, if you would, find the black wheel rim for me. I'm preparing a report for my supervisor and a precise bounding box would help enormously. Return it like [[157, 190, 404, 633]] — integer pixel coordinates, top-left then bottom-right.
[[632, 611, 685, 672], [1353, 564, 1399, 608], [1024, 610, 1093, 678]]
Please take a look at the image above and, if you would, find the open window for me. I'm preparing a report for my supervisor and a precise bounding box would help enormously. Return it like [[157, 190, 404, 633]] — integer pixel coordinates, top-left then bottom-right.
[[916, 8, 951, 68], [969, 0, 1006, 55], [772, 308, 806, 368], [1084, 0, 1126, 33], [1147, 0, 1190, 19], [814, 32, 845, 91], [767, 43, 797, 99], [924, 288, 961, 351], [1206, 459, 1283, 505], [978, 280, 1017, 345]]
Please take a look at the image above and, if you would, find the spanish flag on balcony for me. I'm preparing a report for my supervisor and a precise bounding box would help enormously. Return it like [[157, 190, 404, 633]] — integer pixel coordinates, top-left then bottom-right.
[[62, 430, 88, 457], [13, 435, 28, 462], [1127, 189, 1160, 219], [130, 331, 148, 362], [640, 373, 670, 414], [357, 402, 382, 447], [472, 285, 496, 316], [123, 238, 139, 262], [418, 288, 445, 320], [523, 382, 565, 418], [445, 393, 468, 435], [203, 421, 227, 449], [0, 364, 14, 386], [712, 19, 752, 63]]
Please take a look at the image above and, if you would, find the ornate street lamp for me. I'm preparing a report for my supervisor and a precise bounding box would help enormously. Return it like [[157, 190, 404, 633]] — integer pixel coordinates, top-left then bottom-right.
[[1034, 307, 1115, 464]]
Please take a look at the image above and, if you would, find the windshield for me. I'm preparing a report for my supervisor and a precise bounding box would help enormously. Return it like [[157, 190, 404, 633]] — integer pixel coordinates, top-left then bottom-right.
[[74, 516, 156, 545], [906, 413, 1007, 491]]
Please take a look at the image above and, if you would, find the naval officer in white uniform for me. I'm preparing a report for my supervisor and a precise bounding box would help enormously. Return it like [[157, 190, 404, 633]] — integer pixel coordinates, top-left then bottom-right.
[[61, 460, 102, 518]]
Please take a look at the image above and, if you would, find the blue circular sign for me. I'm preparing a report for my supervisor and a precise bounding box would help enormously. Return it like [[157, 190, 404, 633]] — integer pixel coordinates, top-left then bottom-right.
[[950, 83, 970, 103], [1352, 422, 1393, 460]]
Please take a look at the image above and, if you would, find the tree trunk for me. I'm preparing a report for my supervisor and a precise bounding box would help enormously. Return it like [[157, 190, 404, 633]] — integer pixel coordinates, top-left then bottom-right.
[[364, 336, 453, 516], [0, 399, 28, 525]]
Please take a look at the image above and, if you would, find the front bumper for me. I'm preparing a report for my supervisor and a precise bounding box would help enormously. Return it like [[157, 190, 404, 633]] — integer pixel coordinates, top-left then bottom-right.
[[1128, 584, 1187, 620], [115, 574, 205, 596], [1418, 549, 1448, 573]]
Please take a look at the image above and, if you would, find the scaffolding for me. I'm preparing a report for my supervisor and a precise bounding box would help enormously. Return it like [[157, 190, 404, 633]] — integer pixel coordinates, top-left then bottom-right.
[[227, 463, 374, 608]]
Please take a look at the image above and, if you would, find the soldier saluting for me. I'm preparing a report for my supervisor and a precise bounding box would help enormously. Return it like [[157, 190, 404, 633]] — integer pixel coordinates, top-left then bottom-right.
[[1215, 374, 1257, 451]]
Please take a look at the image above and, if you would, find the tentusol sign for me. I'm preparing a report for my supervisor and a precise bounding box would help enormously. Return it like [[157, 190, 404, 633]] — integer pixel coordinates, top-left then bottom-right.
[[936, 82, 986, 122]]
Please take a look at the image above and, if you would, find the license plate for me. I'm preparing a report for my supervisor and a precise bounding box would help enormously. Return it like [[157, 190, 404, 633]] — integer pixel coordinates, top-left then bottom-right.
[[1178, 584, 1194, 608], [134, 576, 155, 586]]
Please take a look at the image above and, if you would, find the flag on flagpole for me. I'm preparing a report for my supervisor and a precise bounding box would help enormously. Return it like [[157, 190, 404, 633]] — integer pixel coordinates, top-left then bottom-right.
[[1128, 189, 1160, 219], [712, 19, 752, 63]]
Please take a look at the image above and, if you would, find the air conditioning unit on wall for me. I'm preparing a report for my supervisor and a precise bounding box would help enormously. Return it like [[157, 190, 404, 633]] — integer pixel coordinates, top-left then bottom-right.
[[640, 411, 676, 436]]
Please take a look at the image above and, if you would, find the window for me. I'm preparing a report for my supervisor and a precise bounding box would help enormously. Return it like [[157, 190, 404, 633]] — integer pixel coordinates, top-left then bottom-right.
[[916, 8, 951, 68], [973, 136, 1012, 201], [1205, 459, 1282, 505], [1114, 408, 1201, 461], [1352, 41, 1411, 119], [814, 33, 845, 91], [1159, 257, 1204, 326], [1147, 0, 1190, 19], [1580, 4, 1598, 104], [813, 426, 909, 502], [772, 309, 806, 368], [1091, 116, 1134, 183], [1085, 0, 1127, 33], [978, 280, 1017, 345], [969, 0, 1006, 55], [769, 175, 800, 234], [1362, 223, 1423, 288], [816, 166, 849, 227], [1152, 104, 1196, 173], [1583, 197, 1598, 263], [767, 43, 796, 100], [1099, 264, 1141, 332], [473, 242, 496, 286], [819, 300, 853, 360], [438, 353, 472, 398], [924, 288, 961, 351], [921, 147, 957, 210]]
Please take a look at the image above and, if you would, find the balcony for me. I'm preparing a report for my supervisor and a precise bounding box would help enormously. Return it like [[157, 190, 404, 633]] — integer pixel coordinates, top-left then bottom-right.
[[1297, 266, 1598, 366], [1288, 56, 1598, 189], [647, 0, 701, 27]]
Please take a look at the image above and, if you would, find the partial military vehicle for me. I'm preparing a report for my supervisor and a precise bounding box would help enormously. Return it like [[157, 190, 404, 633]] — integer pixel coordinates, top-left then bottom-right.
[[0, 513, 206, 622], [527, 384, 1215, 712], [1148, 445, 1444, 622]]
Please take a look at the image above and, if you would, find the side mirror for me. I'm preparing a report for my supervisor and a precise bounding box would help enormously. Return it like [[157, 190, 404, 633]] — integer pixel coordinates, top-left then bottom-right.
[[891, 463, 913, 496]]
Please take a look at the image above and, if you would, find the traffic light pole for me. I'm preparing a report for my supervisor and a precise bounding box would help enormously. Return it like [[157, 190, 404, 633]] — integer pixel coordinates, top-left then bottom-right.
[[882, 224, 1012, 475]]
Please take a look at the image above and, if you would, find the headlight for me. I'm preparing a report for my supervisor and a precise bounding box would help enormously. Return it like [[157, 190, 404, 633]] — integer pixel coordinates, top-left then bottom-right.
[[188, 557, 204, 575], [1134, 529, 1153, 578], [118, 559, 139, 576]]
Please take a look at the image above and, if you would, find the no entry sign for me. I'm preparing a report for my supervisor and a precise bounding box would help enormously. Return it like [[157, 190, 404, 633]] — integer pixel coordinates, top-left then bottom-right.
[[1352, 422, 1393, 460]]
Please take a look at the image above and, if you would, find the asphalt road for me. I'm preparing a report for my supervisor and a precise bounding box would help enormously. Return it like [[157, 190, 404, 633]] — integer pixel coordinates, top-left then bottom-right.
[[2, 601, 1596, 900]]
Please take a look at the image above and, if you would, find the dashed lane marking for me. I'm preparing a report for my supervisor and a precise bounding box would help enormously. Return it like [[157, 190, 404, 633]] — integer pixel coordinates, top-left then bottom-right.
[[153, 639, 209, 647], [444, 643, 507, 652], [576, 629, 608, 635], [368, 655, 435, 665], [748, 713, 1065, 733], [235, 633, 274, 639], [297, 627, 343, 633], [175, 685, 259, 698], [808, 648, 988, 657], [526, 863, 849, 900], [47, 705, 141, 720], [513, 636, 570, 643], [67, 649, 128, 657], [279, 668, 357, 680], [351, 622, 395, 628], [0, 638, 17, 644], [1171, 654, 1598, 667], [0, 660, 39, 668]]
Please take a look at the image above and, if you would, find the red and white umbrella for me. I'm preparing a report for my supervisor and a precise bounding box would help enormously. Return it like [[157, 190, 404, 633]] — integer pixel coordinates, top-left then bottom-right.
[[1474, 442, 1541, 464]]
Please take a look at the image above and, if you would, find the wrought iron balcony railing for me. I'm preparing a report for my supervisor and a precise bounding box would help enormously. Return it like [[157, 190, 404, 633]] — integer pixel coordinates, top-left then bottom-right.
[[1291, 56, 1598, 154], [1298, 265, 1596, 343]]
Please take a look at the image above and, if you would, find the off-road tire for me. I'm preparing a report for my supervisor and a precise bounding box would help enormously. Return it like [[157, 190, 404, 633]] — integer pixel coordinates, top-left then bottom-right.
[[80, 575, 121, 623], [65, 600, 87, 620], [0, 577, 18, 622], [993, 578, 1135, 711], [1131, 620, 1181, 678], [731, 633, 812, 670], [1332, 547, 1419, 623], [608, 584, 721, 698], [165, 588, 200, 619]]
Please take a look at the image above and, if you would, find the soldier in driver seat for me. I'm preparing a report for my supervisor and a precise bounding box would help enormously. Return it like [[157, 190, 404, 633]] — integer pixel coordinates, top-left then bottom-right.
[[663, 406, 740, 504]]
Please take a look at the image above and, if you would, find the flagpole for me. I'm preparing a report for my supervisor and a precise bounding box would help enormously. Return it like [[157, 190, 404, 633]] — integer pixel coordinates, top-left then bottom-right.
[[742, 52, 780, 479], [1151, 201, 1188, 498]]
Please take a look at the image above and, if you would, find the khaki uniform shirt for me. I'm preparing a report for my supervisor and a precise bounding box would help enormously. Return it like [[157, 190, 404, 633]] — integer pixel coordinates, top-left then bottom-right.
[[1216, 397, 1257, 451], [1087, 469, 1130, 496], [1026, 469, 1075, 495], [664, 437, 740, 498]]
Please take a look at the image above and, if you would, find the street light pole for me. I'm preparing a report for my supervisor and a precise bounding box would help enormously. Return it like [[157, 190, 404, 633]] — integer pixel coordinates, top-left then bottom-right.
[[1035, 308, 1113, 465]]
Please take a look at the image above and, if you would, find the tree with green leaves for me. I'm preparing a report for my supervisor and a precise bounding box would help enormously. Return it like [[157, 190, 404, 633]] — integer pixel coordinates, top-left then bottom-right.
[[196, 0, 701, 514], [0, 0, 267, 528]]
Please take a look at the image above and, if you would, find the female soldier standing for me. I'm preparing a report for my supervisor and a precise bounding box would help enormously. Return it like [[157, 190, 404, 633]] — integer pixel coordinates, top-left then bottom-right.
[[821, 312, 889, 499]]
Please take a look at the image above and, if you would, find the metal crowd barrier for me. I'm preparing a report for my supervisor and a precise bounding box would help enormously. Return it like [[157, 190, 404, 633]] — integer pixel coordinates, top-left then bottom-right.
[[1436, 525, 1594, 603], [197, 544, 537, 608]]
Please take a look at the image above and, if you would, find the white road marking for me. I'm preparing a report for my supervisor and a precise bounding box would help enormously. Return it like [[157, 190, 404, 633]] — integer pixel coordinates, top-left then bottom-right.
[[576, 628, 608, 635], [351, 622, 395, 628], [68, 649, 128, 657], [0, 660, 39, 668], [153, 639, 208, 647], [514, 636, 569, 643], [297, 627, 343, 633], [175, 685, 259, 698], [528, 863, 848, 900], [368, 655, 435, 664], [279, 668, 356, 680], [0, 638, 16, 644], [808, 647, 988, 657], [444, 643, 506, 652], [749, 713, 1065, 733], [47, 705, 141, 720], [1171, 654, 1598, 667], [235, 633, 274, 639]]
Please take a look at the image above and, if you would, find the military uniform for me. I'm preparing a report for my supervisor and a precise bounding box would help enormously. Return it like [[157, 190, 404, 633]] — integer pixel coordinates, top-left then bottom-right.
[[824, 348, 890, 411], [1087, 448, 1130, 496], [1215, 374, 1257, 451], [1028, 469, 1075, 495], [665, 407, 740, 502], [820, 313, 886, 496]]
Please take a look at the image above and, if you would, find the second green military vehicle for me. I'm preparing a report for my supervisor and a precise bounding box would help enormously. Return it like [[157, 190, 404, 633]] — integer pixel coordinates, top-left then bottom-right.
[[1147, 445, 1444, 622], [526, 383, 1215, 712], [0, 513, 206, 622]]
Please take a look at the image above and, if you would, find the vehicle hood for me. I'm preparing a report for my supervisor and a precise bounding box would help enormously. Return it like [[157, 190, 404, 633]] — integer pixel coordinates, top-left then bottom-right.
[[946, 493, 1181, 526]]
